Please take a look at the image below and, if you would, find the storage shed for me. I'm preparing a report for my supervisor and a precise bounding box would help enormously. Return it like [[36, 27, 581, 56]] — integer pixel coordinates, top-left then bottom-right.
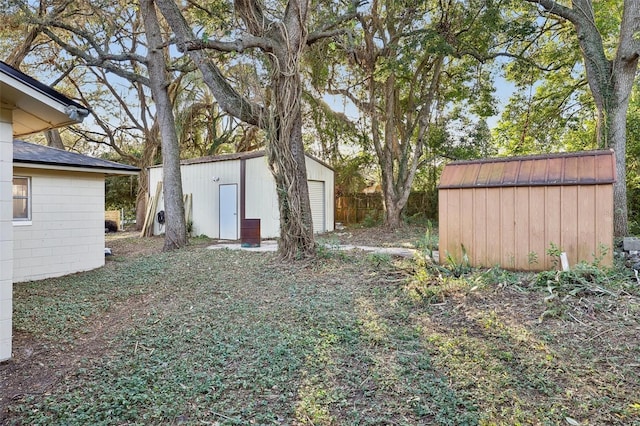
[[148, 151, 334, 239], [438, 150, 615, 271]]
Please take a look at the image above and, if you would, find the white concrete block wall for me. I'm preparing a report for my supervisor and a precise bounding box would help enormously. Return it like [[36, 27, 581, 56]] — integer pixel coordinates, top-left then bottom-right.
[[12, 168, 105, 283], [0, 108, 13, 361]]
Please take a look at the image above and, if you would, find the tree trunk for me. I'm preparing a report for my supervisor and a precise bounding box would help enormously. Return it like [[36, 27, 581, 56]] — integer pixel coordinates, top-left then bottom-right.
[[45, 129, 65, 149], [525, 0, 640, 236], [155, 0, 315, 258], [141, 0, 187, 250], [267, 31, 315, 259]]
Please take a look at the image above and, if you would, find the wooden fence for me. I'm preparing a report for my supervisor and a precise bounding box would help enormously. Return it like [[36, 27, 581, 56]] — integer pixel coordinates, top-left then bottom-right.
[[335, 191, 437, 224], [105, 210, 121, 230]]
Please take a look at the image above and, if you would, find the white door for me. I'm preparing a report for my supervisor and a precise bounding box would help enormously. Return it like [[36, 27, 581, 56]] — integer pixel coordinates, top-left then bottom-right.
[[219, 184, 238, 239], [308, 180, 325, 233]]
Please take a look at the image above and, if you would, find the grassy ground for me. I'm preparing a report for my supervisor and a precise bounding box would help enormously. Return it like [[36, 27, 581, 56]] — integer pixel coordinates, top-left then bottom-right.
[[1, 227, 639, 425]]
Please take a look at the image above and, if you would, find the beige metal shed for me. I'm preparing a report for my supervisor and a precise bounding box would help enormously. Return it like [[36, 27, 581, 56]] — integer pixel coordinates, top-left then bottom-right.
[[438, 150, 615, 271]]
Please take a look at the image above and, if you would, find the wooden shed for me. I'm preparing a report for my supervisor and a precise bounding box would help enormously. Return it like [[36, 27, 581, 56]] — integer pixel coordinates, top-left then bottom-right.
[[438, 150, 615, 271]]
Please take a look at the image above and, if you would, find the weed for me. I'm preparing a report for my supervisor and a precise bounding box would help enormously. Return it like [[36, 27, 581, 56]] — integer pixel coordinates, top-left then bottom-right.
[[361, 211, 381, 228]]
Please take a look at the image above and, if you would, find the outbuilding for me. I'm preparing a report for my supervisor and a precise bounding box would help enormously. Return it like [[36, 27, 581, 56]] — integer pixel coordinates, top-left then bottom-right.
[[438, 150, 615, 271], [148, 151, 334, 239]]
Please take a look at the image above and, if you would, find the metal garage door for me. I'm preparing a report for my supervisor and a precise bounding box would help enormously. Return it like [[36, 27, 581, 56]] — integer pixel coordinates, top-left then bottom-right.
[[308, 180, 325, 233]]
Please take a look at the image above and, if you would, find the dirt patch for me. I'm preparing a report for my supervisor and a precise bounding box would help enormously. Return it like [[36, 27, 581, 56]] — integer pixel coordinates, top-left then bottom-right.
[[0, 293, 153, 422]]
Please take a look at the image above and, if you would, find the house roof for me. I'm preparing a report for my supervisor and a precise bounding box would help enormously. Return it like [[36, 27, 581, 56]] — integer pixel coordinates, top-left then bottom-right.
[[150, 150, 334, 171], [438, 150, 616, 189], [0, 61, 89, 137], [13, 140, 140, 175]]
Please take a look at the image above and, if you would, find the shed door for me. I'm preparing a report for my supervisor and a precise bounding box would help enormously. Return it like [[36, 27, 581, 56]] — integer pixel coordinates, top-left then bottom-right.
[[219, 184, 238, 239], [308, 180, 325, 233]]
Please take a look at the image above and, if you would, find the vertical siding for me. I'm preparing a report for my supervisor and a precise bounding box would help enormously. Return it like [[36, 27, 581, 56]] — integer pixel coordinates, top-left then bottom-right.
[[439, 183, 613, 271], [150, 155, 334, 239], [595, 185, 614, 265], [305, 157, 335, 233], [560, 186, 578, 267], [472, 188, 487, 266], [529, 187, 546, 270], [149, 161, 241, 238], [545, 186, 562, 270], [485, 188, 502, 266], [514, 187, 530, 270], [12, 168, 105, 282], [245, 156, 280, 238], [0, 109, 13, 361], [500, 187, 516, 269]]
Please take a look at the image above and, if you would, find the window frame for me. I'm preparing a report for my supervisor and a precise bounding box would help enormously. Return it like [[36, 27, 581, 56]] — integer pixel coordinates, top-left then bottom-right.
[[12, 176, 32, 224]]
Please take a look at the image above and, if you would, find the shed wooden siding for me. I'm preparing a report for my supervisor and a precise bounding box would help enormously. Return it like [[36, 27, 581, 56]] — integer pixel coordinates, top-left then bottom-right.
[[438, 151, 615, 271]]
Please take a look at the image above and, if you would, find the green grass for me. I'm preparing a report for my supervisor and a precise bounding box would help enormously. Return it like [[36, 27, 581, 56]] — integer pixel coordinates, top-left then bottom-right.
[[5, 241, 640, 425]]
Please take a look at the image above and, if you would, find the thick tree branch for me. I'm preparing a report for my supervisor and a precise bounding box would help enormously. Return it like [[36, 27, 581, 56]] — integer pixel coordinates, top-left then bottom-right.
[[181, 34, 275, 53], [155, 0, 265, 127], [41, 27, 150, 86], [522, 0, 580, 22], [307, 0, 361, 45]]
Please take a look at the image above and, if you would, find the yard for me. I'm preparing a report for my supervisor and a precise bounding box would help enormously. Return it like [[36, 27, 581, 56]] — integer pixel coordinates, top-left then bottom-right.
[[1, 226, 639, 425]]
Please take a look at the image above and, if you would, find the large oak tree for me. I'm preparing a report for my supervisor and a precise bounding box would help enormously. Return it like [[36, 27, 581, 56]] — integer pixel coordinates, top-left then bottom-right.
[[155, 0, 357, 259]]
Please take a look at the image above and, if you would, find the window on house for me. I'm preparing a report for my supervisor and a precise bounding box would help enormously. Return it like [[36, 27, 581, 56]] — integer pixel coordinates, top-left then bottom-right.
[[13, 177, 31, 221]]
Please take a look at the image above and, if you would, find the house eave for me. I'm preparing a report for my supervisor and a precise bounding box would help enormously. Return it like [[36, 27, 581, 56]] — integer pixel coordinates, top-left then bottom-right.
[[0, 61, 89, 136], [14, 161, 140, 176]]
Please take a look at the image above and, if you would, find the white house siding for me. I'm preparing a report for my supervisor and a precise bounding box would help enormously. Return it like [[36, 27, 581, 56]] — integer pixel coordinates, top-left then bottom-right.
[[0, 108, 13, 361], [149, 160, 241, 238], [12, 168, 105, 283]]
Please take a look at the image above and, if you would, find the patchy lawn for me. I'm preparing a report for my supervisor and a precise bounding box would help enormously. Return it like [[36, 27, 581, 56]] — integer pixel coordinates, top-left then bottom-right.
[[1, 227, 639, 425]]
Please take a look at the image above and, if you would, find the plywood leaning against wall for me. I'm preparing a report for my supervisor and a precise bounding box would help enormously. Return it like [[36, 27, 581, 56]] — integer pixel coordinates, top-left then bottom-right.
[[438, 150, 615, 271]]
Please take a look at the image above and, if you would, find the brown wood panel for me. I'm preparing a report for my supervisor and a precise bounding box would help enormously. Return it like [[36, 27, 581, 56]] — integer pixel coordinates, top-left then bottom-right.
[[529, 186, 546, 270], [473, 188, 487, 266], [440, 189, 463, 264], [544, 186, 562, 270], [438, 190, 449, 261], [460, 189, 474, 264], [485, 188, 502, 266], [514, 187, 530, 270], [594, 185, 613, 266], [501, 187, 516, 269], [560, 186, 578, 267], [577, 185, 596, 263]]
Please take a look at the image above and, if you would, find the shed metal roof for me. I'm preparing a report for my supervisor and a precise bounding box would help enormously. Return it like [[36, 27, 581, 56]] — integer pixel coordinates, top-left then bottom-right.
[[438, 150, 615, 189], [149, 149, 334, 171], [13, 140, 140, 175]]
